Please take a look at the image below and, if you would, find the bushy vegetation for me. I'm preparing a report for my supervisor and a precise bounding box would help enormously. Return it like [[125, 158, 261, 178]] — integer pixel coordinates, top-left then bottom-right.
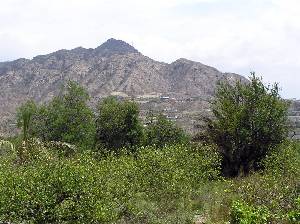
[[18, 83, 187, 152], [1, 77, 298, 223], [145, 114, 189, 148], [201, 141, 300, 223], [95, 97, 144, 151], [0, 138, 298, 223], [204, 74, 289, 176], [230, 200, 270, 224], [0, 142, 221, 223], [17, 81, 96, 148]]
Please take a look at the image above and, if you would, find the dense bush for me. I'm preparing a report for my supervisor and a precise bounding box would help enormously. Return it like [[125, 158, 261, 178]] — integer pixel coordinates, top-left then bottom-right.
[[17, 82, 96, 148], [287, 197, 300, 223], [95, 97, 144, 151], [145, 114, 189, 147], [230, 200, 270, 224], [234, 141, 300, 222], [203, 141, 300, 223], [204, 74, 289, 176], [0, 143, 221, 223], [16, 84, 191, 152], [1, 128, 298, 224]]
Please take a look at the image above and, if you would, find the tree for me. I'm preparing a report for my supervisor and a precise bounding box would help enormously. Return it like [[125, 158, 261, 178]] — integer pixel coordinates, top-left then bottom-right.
[[95, 97, 144, 151], [17, 100, 37, 141], [29, 81, 95, 148], [145, 114, 188, 148], [204, 73, 289, 177]]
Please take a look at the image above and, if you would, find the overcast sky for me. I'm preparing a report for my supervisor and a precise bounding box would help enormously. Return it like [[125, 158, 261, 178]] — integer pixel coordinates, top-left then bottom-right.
[[0, 0, 299, 98]]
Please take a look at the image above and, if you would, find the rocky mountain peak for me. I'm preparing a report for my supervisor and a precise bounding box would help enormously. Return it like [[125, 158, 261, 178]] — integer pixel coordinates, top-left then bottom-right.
[[94, 38, 139, 56], [0, 38, 249, 136], [172, 58, 193, 64]]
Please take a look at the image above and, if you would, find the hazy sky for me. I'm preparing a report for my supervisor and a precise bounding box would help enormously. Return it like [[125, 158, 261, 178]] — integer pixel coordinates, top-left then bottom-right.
[[0, 0, 299, 98]]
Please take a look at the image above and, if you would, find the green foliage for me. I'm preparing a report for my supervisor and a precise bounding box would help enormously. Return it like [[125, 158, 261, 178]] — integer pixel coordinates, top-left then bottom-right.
[[29, 81, 96, 148], [204, 73, 289, 176], [230, 200, 270, 224], [145, 114, 189, 147], [16, 100, 37, 141], [287, 197, 300, 223], [0, 144, 221, 223], [229, 143, 299, 223], [8, 75, 299, 223], [95, 97, 144, 151], [196, 141, 300, 223], [0, 138, 298, 223], [263, 140, 300, 177]]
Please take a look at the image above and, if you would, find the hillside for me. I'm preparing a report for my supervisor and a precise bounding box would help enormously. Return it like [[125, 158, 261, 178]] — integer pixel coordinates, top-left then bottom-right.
[[0, 38, 247, 136], [289, 100, 300, 139]]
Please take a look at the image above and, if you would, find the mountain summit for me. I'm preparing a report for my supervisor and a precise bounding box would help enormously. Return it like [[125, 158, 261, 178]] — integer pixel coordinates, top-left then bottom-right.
[[94, 38, 139, 56], [0, 38, 246, 136]]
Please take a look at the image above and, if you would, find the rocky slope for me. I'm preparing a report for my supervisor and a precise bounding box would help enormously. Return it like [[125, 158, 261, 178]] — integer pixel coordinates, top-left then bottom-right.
[[0, 38, 247, 136], [288, 100, 300, 139]]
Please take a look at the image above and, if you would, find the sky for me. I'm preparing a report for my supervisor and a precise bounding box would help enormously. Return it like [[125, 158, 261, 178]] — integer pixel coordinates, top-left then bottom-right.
[[0, 0, 299, 98]]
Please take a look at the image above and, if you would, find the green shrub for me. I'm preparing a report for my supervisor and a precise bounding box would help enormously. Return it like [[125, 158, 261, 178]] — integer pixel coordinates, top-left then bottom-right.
[[145, 114, 189, 147], [0, 143, 221, 223], [263, 141, 300, 177], [0, 153, 132, 223], [230, 200, 270, 224], [200, 142, 300, 223], [204, 73, 289, 176], [287, 197, 300, 223], [226, 141, 300, 223], [95, 97, 144, 151], [21, 81, 96, 148]]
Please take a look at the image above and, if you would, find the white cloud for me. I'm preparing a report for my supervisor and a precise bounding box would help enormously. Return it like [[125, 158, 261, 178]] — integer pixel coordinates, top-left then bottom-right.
[[0, 0, 299, 98]]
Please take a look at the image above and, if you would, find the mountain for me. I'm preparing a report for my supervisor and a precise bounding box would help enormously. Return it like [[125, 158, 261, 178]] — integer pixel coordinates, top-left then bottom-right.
[[0, 38, 247, 136], [289, 100, 300, 140]]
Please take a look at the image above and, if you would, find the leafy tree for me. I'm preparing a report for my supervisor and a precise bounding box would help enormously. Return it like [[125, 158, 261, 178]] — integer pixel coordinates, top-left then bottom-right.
[[95, 97, 144, 150], [30, 81, 95, 148], [204, 73, 289, 176], [145, 114, 188, 147], [16, 100, 37, 141]]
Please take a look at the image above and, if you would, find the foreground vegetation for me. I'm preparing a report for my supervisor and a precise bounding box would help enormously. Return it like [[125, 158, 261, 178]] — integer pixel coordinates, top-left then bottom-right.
[[0, 139, 299, 223], [0, 74, 298, 223]]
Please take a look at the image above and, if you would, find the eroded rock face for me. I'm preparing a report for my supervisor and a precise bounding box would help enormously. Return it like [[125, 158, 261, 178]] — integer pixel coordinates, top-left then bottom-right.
[[0, 38, 247, 136]]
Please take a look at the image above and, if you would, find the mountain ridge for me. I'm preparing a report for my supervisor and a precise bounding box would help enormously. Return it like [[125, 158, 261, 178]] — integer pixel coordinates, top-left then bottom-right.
[[0, 38, 247, 136]]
